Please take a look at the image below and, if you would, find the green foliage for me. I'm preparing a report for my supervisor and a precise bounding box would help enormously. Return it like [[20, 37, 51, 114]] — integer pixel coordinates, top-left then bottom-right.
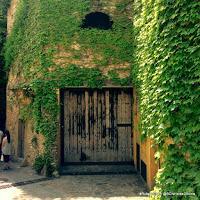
[[134, 0, 200, 199], [33, 155, 45, 174], [0, 0, 9, 47], [33, 153, 56, 176], [107, 70, 132, 86], [5, 0, 134, 176], [0, 0, 10, 85]]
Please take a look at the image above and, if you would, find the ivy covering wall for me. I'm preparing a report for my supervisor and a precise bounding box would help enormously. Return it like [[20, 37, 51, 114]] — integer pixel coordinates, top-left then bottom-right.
[[134, 0, 200, 199], [0, 0, 10, 86], [5, 0, 134, 175], [4, 0, 199, 196], [0, 0, 10, 130]]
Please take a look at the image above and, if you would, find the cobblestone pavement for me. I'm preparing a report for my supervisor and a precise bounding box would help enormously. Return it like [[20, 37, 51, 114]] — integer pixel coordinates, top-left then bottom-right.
[[0, 161, 149, 200]]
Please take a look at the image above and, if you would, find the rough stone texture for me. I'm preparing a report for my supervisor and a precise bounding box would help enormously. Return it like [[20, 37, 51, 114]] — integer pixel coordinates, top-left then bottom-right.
[[52, 45, 131, 79], [90, 0, 133, 18], [6, 89, 20, 159], [6, 88, 45, 165], [24, 121, 45, 165]]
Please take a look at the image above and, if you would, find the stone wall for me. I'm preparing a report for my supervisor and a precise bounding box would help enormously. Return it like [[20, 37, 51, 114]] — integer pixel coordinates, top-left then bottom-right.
[[6, 88, 45, 164], [6, 0, 158, 190], [90, 0, 132, 17], [6, 0, 45, 164], [52, 45, 131, 80], [6, 0, 132, 164], [50, 0, 133, 83]]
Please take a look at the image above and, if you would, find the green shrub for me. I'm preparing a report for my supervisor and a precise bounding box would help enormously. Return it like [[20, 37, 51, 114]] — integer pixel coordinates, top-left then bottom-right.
[[33, 155, 45, 174]]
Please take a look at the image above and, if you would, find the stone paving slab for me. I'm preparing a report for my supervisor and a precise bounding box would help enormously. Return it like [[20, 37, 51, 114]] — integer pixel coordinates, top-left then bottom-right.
[[0, 161, 45, 184], [0, 161, 149, 200], [61, 164, 136, 175]]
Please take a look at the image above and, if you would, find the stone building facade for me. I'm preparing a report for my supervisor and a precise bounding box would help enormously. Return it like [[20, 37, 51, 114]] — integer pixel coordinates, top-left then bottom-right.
[[6, 0, 158, 189]]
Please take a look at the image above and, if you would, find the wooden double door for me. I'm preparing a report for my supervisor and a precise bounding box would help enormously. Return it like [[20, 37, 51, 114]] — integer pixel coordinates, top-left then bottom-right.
[[61, 88, 133, 164]]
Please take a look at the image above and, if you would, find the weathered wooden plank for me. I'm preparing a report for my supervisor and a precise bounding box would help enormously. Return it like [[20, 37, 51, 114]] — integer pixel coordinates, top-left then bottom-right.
[[102, 91, 106, 161], [97, 91, 102, 160], [71, 92, 75, 161], [65, 91, 70, 162], [113, 91, 118, 161], [117, 91, 122, 124], [125, 91, 132, 124], [127, 126, 132, 161], [88, 90, 94, 161], [74, 92, 78, 161], [63, 88, 133, 163], [124, 91, 128, 161], [127, 91, 132, 161], [18, 120, 25, 158], [93, 90, 97, 161], [81, 91, 86, 158], [77, 92, 82, 160], [92, 91, 95, 161], [106, 90, 111, 161], [103, 90, 108, 157], [118, 91, 125, 161], [85, 91, 90, 161], [69, 91, 73, 161], [110, 90, 114, 161], [64, 91, 69, 162], [95, 90, 103, 161]]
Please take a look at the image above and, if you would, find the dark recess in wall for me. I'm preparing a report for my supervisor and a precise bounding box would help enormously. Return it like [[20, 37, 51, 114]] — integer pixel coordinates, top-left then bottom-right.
[[136, 143, 140, 171], [81, 12, 113, 30], [141, 160, 147, 182]]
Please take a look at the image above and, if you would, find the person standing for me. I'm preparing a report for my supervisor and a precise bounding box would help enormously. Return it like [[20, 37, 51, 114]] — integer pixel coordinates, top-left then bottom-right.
[[2, 130, 11, 169]]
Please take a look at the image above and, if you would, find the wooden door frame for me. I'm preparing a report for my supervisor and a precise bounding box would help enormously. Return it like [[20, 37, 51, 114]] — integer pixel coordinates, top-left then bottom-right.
[[18, 119, 25, 158], [60, 87, 133, 166]]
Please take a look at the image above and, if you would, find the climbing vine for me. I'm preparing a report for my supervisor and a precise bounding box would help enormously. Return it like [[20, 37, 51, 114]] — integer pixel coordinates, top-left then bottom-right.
[[0, 0, 10, 86], [134, 0, 200, 199], [5, 0, 134, 175]]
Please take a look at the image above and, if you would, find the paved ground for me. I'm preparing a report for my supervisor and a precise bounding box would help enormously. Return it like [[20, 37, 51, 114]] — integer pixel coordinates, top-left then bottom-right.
[[0, 161, 149, 200], [61, 164, 136, 175]]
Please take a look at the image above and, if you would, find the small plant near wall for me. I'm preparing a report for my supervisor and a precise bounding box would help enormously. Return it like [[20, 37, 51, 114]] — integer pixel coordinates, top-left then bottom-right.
[[33, 154, 44, 174], [31, 136, 38, 149]]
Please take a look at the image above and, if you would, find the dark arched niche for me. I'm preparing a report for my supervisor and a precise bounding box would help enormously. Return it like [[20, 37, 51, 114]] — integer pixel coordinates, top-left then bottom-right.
[[81, 12, 113, 30]]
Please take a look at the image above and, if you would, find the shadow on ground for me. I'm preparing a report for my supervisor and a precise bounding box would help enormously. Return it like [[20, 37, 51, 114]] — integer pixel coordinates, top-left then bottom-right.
[[0, 161, 149, 200]]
